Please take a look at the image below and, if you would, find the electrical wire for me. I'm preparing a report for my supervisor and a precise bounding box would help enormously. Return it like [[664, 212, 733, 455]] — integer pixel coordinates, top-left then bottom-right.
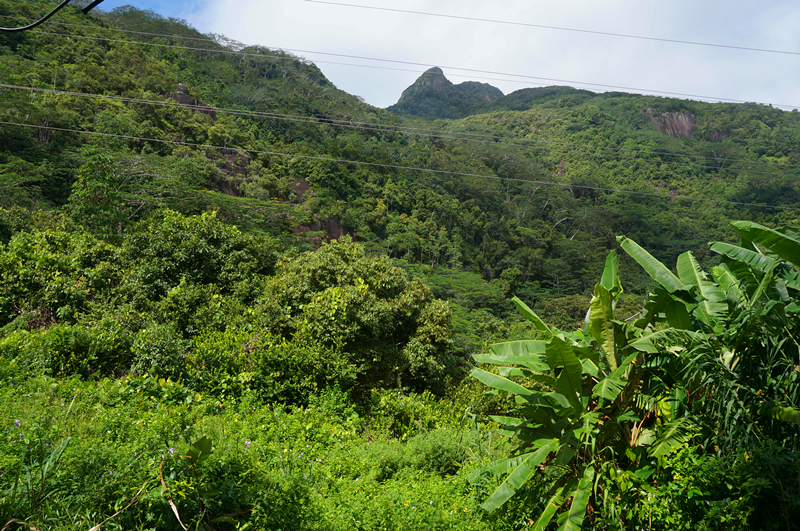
[[1, 119, 797, 212], [2, 83, 798, 176], [17, 27, 800, 111], [305, 0, 800, 57], [0, 0, 73, 32]]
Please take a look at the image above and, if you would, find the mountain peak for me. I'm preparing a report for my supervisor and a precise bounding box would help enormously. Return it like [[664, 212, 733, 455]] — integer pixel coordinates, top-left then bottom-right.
[[387, 68, 503, 119]]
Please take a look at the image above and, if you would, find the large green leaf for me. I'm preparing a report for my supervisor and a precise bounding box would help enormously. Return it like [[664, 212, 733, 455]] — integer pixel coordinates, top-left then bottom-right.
[[185, 436, 213, 465], [750, 261, 778, 306], [731, 220, 800, 268], [592, 352, 637, 401], [589, 284, 618, 370], [599, 250, 622, 294], [546, 336, 584, 408], [710, 241, 776, 272], [759, 402, 800, 425], [592, 375, 624, 401], [489, 340, 548, 357], [617, 236, 688, 293], [629, 329, 700, 354], [711, 264, 748, 307], [471, 368, 538, 403], [664, 298, 693, 330], [467, 453, 532, 484], [648, 419, 696, 457], [476, 340, 550, 371], [558, 467, 595, 531], [531, 485, 566, 531], [676, 251, 727, 332], [512, 296, 551, 333], [475, 353, 548, 372], [480, 440, 559, 512]]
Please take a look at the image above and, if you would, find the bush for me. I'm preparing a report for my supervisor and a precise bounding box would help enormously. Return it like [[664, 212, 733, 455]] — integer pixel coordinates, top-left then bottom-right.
[[0, 320, 130, 377], [256, 238, 457, 394], [130, 322, 189, 380], [188, 328, 357, 404]]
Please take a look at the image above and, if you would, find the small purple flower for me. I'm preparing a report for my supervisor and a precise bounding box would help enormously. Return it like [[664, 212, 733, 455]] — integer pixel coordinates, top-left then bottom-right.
[[168, 448, 175, 454], [14, 419, 20, 427], [245, 440, 251, 448], [61, 403, 65, 407], [133, 451, 137, 457], [355, 478, 359, 482]]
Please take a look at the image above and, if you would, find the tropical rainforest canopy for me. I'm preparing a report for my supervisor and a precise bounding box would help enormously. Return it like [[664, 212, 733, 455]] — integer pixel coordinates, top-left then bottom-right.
[[1, 2, 799, 529]]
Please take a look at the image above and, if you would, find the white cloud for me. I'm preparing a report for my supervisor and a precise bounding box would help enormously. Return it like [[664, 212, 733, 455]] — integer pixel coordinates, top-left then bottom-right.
[[162, 0, 800, 109]]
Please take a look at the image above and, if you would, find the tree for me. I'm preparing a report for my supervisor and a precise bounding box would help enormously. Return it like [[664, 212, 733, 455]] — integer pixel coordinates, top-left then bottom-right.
[[256, 237, 458, 393]]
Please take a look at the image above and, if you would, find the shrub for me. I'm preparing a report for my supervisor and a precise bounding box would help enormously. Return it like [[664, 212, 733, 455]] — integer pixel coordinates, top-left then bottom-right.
[[130, 322, 189, 380], [1, 321, 130, 377], [188, 328, 357, 405]]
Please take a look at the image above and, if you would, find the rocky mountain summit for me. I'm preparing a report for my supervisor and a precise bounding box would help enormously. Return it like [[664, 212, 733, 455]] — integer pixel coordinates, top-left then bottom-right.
[[387, 67, 503, 119]]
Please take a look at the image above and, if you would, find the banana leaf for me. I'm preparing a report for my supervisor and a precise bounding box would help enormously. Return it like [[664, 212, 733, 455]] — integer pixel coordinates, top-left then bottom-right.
[[480, 439, 559, 512]]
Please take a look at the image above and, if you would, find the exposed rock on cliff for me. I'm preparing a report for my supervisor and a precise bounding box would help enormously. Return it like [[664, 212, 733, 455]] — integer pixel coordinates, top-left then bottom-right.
[[644, 108, 697, 138], [164, 83, 217, 120]]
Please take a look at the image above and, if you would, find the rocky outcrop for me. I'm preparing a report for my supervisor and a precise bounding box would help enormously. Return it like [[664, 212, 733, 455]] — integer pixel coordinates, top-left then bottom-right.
[[290, 178, 351, 242], [644, 108, 696, 138], [164, 83, 217, 120]]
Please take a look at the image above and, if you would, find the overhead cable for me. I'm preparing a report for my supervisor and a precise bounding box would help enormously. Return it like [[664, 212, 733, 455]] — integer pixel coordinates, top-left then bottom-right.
[[305, 0, 800, 57], [0, 0, 73, 32], [19, 28, 800, 111], [1, 120, 797, 212], [0, 0, 104, 32], [3, 83, 799, 176]]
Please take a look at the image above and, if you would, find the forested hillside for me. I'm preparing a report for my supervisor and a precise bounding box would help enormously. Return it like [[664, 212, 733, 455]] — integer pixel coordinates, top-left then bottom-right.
[[1, 2, 800, 530]]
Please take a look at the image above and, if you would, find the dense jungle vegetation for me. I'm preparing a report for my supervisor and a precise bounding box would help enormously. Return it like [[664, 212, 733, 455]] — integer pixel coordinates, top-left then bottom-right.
[[1, 2, 800, 529]]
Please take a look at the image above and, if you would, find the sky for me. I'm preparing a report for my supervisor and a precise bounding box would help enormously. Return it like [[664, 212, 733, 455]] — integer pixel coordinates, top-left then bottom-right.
[[92, 0, 800, 110]]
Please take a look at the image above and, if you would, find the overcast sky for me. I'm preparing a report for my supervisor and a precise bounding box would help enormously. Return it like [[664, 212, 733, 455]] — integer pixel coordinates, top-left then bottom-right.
[[94, 0, 800, 110]]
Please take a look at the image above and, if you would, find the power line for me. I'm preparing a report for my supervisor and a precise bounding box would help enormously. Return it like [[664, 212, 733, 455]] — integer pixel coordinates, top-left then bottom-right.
[[2, 83, 798, 177], [4, 83, 799, 179], [19, 28, 800, 111], [0, 0, 105, 32], [1, 120, 797, 212], [305, 0, 800, 57], [1, 0, 72, 32], [0, 17, 648, 91]]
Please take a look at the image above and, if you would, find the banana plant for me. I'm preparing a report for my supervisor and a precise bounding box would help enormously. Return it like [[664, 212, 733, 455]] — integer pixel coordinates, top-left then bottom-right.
[[470, 251, 698, 529], [618, 221, 800, 447]]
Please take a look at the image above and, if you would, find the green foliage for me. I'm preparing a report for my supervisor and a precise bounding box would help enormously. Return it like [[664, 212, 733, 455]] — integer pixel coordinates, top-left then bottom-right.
[[120, 209, 278, 301], [0, 320, 130, 377], [257, 238, 459, 393], [470, 251, 704, 528], [130, 322, 189, 381], [619, 222, 800, 448], [188, 328, 357, 405], [0, 228, 119, 327]]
